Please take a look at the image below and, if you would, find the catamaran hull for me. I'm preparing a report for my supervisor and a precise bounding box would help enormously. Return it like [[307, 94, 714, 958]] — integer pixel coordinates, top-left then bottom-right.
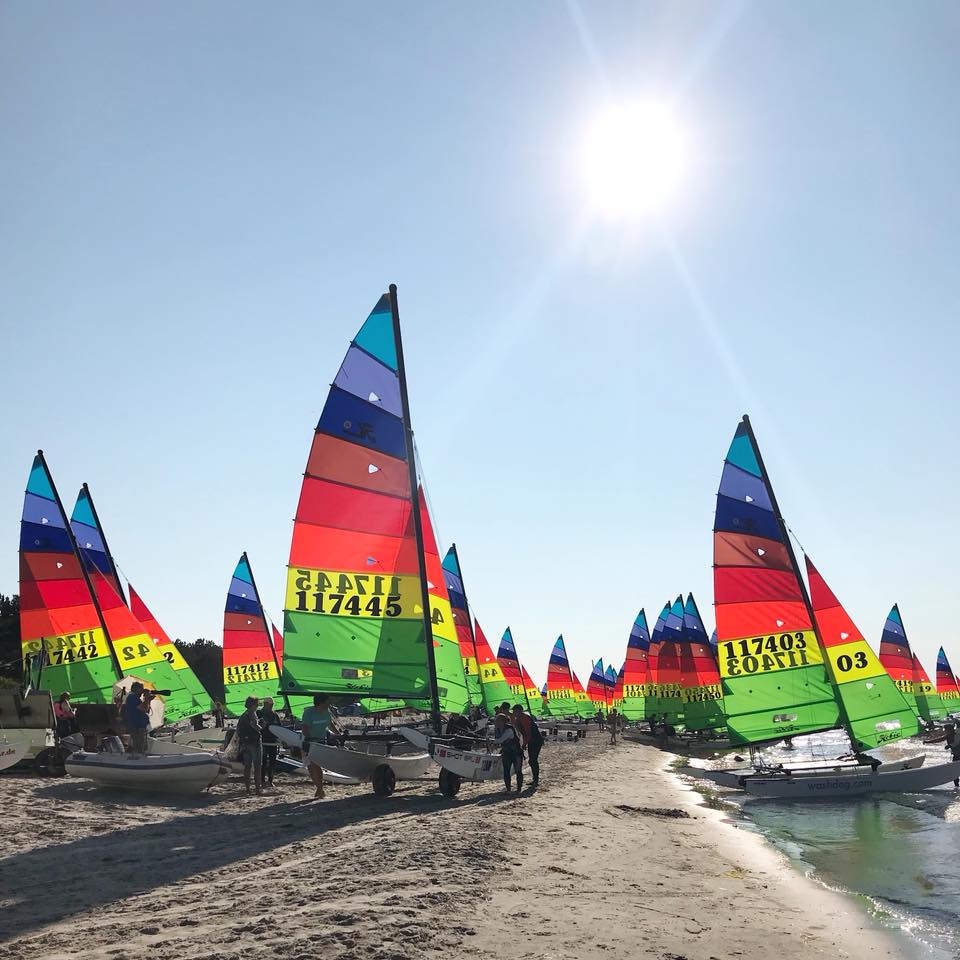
[[693, 755, 926, 789], [306, 742, 431, 783], [268, 726, 360, 784], [65, 751, 230, 793], [741, 760, 960, 798], [398, 727, 504, 783]]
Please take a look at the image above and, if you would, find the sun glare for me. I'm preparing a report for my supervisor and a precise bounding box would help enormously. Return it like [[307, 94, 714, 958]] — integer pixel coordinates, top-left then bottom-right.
[[581, 101, 690, 220]]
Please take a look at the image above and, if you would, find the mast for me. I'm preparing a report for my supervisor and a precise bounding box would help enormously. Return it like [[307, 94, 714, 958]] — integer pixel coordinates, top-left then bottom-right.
[[451, 541, 482, 711], [79, 482, 127, 605], [389, 284, 442, 734], [740, 416, 850, 747], [243, 550, 291, 716], [37, 451, 124, 683]]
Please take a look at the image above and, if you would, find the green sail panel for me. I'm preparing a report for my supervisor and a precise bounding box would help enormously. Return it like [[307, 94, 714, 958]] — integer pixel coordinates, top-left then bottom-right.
[[713, 418, 839, 746], [912, 653, 947, 723], [281, 294, 434, 703], [806, 558, 918, 749]]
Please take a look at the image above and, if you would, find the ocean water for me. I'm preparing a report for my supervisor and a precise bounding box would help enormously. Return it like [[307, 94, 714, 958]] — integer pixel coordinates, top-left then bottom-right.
[[699, 732, 960, 958]]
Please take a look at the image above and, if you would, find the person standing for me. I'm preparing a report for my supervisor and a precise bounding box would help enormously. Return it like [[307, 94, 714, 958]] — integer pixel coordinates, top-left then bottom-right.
[[301, 694, 337, 800], [494, 713, 523, 793], [257, 696, 283, 788], [236, 696, 263, 795], [944, 723, 960, 788], [595, 708, 605, 732], [212, 701, 225, 728], [511, 704, 543, 787], [608, 708, 620, 745], [121, 682, 151, 754]]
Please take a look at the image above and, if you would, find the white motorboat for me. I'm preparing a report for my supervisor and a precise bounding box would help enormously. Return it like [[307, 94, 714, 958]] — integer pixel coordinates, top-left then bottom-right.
[[398, 726, 504, 797], [65, 749, 230, 794]]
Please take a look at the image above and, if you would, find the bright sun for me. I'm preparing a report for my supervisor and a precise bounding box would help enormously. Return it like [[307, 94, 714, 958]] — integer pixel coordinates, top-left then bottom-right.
[[580, 101, 690, 219]]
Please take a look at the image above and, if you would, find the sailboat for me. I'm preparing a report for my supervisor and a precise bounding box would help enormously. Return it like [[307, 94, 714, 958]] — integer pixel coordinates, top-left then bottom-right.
[[912, 652, 947, 724], [544, 636, 578, 718], [497, 627, 542, 715], [441, 544, 482, 708], [678, 593, 725, 733], [620, 610, 650, 721], [586, 659, 608, 714], [605, 664, 619, 713], [657, 598, 685, 727], [699, 416, 958, 797], [69, 483, 208, 723], [472, 619, 512, 713], [936, 648, 960, 707], [878, 605, 921, 717], [646, 603, 670, 722], [570, 666, 595, 720]]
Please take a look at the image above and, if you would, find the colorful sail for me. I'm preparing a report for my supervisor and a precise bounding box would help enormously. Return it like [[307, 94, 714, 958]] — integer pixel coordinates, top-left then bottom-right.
[[912, 654, 946, 723], [621, 609, 650, 720], [471, 619, 511, 713], [805, 558, 918, 749], [68, 484, 206, 721], [69, 484, 124, 601], [604, 664, 618, 711], [613, 663, 624, 712], [646, 603, 670, 720], [878, 605, 920, 717], [521, 663, 545, 717], [570, 668, 594, 718], [679, 593, 724, 731], [545, 636, 577, 717], [19, 454, 119, 703], [586, 659, 608, 713], [657, 598, 685, 725], [128, 584, 211, 712], [497, 627, 528, 709], [713, 417, 838, 746], [224, 553, 285, 716], [936, 648, 960, 703], [280, 293, 437, 707], [441, 545, 482, 707]]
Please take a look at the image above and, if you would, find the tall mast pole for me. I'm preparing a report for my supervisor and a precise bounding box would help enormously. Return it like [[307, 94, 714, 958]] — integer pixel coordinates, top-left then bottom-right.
[[38, 451, 124, 683], [389, 284, 442, 734], [79, 482, 127, 605], [740, 415, 850, 747], [451, 542, 482, 712], [242, 550, 291, 716]]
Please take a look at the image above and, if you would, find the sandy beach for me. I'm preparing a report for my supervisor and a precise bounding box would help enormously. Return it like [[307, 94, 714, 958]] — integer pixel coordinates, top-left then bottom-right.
[[0, 737, 908, 960]]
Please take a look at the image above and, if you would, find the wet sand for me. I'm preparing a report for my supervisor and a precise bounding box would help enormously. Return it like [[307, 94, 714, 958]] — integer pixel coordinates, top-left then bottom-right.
[[0, 736, 907, 959]]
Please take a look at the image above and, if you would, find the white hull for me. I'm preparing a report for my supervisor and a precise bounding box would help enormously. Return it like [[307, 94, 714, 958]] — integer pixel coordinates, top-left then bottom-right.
[[694, 755, 925, 789], [0, 738, 31, 772], [742, 760, 960, 798], [65, 750, 230, 794], [306, 741, 431, 782], [398, 727, 503, 782], [268, 726, 360, 784]]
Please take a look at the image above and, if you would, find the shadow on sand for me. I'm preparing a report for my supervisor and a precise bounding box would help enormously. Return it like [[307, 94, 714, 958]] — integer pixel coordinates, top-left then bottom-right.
[[0, 778, 516, 941]]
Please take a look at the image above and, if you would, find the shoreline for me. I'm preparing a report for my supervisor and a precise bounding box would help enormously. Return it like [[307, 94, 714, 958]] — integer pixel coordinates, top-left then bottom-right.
[[0, 738, 913, 959]]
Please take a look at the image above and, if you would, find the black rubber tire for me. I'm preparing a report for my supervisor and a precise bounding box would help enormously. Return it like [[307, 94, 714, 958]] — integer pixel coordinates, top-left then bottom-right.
[[35, 746, 70, 777], [438, 767, 461, 797], [372, 763, 396, 796]]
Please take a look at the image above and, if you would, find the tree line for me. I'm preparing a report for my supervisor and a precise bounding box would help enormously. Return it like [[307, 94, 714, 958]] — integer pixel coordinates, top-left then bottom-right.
[[0, 594, 226, 701]]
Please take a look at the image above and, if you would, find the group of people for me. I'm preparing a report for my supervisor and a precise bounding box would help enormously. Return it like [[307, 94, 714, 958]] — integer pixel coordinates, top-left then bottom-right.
[[235, 693, 336, 797]]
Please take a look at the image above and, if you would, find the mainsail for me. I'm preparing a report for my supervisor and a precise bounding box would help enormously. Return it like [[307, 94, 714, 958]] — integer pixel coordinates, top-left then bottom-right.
[[713, 417, 838, 746], [70, 484, 206, 721], [280, 290, 445, 723], [472, 619, 511, 713], [19, 453, 119, 703], [586, 659, 607, 713], [497, 627, 530, 710], [441, 544, 482, 707], [521, 665, 545, 717], [805, 558, 918, 749], [621, 609, 650, 721], [646, 603, 670, 721], [912, 653, 946, 723], [570, 668, 594, 718], [679, 593, 724, 731], [604, 664, 618, 711], [658, 597, 685, 725], [937, 648, 960, 703], [545, 636, 577, 717], [878, 605, 920, 717], [129, 585, 211, 710]]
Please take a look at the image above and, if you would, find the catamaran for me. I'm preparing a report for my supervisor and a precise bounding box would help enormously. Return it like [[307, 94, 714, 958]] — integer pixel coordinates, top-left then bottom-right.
[[698, 416, 960, 798], [936, 648, 960, 710], [620, 610, 650, 722]]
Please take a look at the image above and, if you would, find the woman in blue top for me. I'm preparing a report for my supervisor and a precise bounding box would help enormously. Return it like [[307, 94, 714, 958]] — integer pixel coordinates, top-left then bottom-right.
[[301, 694, 337, 799]]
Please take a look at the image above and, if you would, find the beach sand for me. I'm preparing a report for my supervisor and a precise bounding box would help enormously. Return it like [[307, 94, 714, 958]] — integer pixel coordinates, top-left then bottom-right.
[[0, 736, 908, 959]]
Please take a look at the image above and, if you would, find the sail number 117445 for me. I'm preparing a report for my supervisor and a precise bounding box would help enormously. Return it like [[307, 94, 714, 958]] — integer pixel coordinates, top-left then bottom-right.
[[286, 567, 421, 619]]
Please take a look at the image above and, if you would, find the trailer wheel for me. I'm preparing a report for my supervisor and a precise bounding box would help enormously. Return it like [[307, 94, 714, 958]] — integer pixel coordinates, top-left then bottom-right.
[[35, 746, 70, 777], [372, 763, 396, 796], [438, 768, 461, 797]]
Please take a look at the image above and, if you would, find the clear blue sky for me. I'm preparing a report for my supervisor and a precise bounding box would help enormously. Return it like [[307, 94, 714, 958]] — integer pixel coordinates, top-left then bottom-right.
[[2, 2, 958, 685]]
